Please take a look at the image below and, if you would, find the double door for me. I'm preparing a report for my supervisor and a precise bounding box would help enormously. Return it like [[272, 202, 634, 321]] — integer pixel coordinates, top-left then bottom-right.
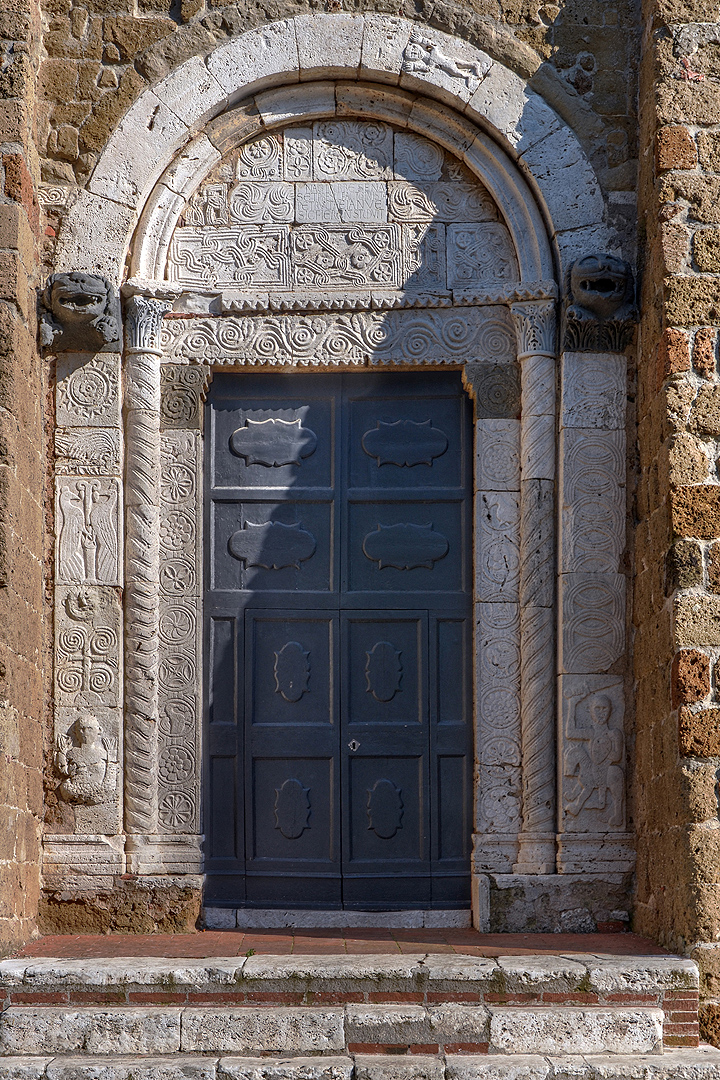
[[205, 371, 473, 909]]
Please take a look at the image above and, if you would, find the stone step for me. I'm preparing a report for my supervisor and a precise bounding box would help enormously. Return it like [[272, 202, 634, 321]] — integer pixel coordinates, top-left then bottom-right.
[[1, 1049, 720, 1080], [0, 1003, 672, 1057], [0, 954, 700, 1056]]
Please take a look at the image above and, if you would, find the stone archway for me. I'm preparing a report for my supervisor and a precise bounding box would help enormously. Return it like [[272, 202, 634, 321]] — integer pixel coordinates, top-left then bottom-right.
[[45, 16, 633, 929]]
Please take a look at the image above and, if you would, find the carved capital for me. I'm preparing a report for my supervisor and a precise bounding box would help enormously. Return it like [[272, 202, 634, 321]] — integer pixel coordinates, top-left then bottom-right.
[[160, 365, 213, 430], [125, 296, 173, 354], [510, 300, 556, 359]]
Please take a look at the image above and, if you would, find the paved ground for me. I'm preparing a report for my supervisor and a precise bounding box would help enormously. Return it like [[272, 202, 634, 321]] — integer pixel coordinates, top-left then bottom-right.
[[13, 930, 669, 959]]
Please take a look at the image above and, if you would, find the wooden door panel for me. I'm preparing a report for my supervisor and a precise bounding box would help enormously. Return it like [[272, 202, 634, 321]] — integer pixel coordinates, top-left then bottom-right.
[[205, 371, 472, 908]]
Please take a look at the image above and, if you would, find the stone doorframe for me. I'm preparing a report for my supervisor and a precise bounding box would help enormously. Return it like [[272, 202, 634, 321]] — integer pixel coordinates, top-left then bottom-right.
[[44, 15, 634, 925]]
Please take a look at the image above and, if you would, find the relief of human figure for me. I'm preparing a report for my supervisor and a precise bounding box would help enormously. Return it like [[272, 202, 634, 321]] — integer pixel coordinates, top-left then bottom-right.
[[54, 713, 117, 805], [563, 692, 624, 828]]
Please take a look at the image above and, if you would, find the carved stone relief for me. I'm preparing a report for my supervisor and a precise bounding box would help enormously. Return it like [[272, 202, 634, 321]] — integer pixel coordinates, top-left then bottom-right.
[[55, 586, 122, 710], [563, 255, 637, 352], [56, 354, 120, 428], [56, 478, 122, 586], [40, 273, 121, 354], [169, 119, 518, 298], [158, 428, 202, 836], [161, 307, 516, 366], [160, 364, 212, 430], [560, 676, 625, 833], [55, 428, 121, 476]]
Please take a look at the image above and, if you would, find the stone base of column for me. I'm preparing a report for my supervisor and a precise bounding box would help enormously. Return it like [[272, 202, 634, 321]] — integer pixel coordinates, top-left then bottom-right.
[[125, 833, 203, 875], [556, 833, 635, 874], [513, 833, 556, 874], [472, 832, 519, 874], [42, 833, 126, 893]]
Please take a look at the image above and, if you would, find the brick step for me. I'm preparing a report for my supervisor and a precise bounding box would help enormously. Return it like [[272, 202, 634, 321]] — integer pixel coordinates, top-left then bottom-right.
[[1, 1049, 720, 1080], [0, 954, 700, 1055]]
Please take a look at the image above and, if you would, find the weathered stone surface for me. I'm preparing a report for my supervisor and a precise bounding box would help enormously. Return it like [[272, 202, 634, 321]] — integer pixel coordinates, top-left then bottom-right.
[[218, 1059, 353, 1080], [46, 1059, 217, 1080], [656, 125, 698, 171], [675, 594, 720, 648], [671, 486, 720, 540], [181, 1010, 344, 1054], [353, 1059, 444, 1080], [672, 650, 712, 707], [680, 706, 720, 758], [488, 1007, 663, 1055], [0, 1008, 182, 1055]]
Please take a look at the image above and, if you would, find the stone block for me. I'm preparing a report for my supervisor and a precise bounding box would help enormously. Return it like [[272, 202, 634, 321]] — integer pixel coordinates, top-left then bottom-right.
[[132, 183, 185, 280], [476, 420, 520, 492], [180, 1009, 344, 1054], [345, 1004, 430, 1044], [584, 957, 699, 993], [0, 1061, 52, 1080], [554, 223, 621, 280], [55, 191, 136, 282], [241, 954, 424, 993], [519, 128, 604, 233], [672, 650, 711, 708], [0, 1007, 182, 1055], [207, 21, 300, 103], [56, 354, 120, 430], [560, 428, 625, 575], [360, 15, 411, 85], [295, 14, 364, 79], [561, 353, 626, 430], [353, 1058, 443, 1080], [219, 1059, 353, 1080], [421, 955, 500, 990], [205, 101, 265, 156], [656, 126, 698, 171], [467, 71, 560, 156], [559, 674, 626, 834], [152, 55, 227, 129], [446, 1057, 551, 1080], [254, 83, 336, 128], [497, 956, 587, 993], [204, 906, 236, 929], [693, 328, 717, 380], [335, 83, 414, 129], [693, 231, 720, 275], [488, 1007, 664, 1055], [560, 573, 626, 674], [46, 1058, 217, 1080], [667, 540, 703, 592], [87, 91, 189, 209], [679, 706, 720, 757], [671, 487, 720, 541], [399, 26, 493, 109], [477, 491, 520, 602], [665, 277, 720, 328]]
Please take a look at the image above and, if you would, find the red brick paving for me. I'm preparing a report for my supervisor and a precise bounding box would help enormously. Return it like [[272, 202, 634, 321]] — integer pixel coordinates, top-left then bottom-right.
[[13, 930, 668, 959]]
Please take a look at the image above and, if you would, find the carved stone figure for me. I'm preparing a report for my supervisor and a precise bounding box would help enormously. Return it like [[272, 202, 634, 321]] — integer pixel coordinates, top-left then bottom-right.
[[40, 272, 121, 353], [564, 255, 637, 352], [54, 713, 117, 805], [563, 692, 624, 828], [402, 31, 492, 92]]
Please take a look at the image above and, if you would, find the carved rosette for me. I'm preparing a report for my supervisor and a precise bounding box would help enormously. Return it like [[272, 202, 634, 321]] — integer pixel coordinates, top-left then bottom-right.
[[123, 295, 173, 843]]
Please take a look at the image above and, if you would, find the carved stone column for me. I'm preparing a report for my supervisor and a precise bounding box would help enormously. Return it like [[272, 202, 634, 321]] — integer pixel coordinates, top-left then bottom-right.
[[123, 296, 172, 865], [510, 300, 557, 874]]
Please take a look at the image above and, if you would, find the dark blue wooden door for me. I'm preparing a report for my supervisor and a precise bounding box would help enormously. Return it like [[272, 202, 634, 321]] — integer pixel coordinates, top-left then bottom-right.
[[205, 371, 472, 909]]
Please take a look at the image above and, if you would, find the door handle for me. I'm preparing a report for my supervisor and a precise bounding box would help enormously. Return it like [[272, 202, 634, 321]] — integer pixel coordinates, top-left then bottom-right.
[[348, 740, 361, 752]]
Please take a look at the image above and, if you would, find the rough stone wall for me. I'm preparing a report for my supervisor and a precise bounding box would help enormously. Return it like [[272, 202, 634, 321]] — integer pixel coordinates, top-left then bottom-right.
[[635, 0, 720, 1043], [0, 0, 46, 954]]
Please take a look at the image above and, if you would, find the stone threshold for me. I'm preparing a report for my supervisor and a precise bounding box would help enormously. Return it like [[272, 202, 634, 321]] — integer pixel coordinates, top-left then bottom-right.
[[205, 909, 473, 930]]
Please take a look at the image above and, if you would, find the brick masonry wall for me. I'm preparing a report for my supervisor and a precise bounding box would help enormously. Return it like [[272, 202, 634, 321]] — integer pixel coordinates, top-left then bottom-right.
[[635, 0, 720, 1044], [0, 0, 46, 955]]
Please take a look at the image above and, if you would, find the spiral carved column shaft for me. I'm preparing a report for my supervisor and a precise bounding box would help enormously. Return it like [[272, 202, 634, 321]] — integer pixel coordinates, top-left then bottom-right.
[[510, 301, 557, 874], [123, 296, 172, 841]]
